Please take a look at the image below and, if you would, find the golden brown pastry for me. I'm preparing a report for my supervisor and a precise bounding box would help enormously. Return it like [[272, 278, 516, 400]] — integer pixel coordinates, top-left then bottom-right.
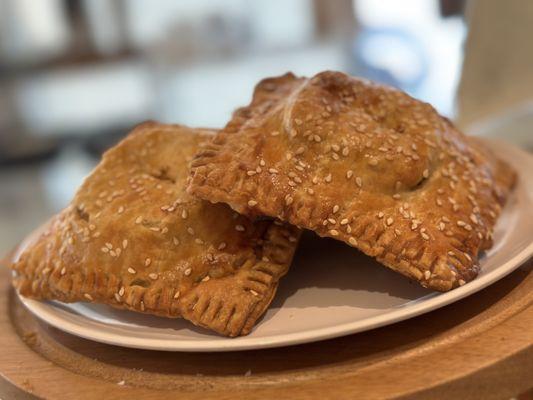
[[188, 71, 516, 291], [11, 122, 300, 336]]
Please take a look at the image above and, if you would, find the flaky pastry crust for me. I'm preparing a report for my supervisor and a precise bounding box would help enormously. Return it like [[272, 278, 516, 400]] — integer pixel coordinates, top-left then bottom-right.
[[12, 122, 300, 336], [188, 71, 516, 291]]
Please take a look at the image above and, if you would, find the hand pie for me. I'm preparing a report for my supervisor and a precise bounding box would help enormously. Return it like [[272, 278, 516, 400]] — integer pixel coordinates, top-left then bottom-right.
[[188, 71, 516, 291], [11, 122, 300, 336]]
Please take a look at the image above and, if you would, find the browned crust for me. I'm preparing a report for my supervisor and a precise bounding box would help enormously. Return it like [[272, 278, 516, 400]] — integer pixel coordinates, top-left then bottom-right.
[[188, 71, 517, 291], [11, 122, 300, 337]]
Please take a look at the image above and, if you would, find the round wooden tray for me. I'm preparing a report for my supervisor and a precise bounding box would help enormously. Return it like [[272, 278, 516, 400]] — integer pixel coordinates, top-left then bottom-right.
[[1, 256, 532, 400]]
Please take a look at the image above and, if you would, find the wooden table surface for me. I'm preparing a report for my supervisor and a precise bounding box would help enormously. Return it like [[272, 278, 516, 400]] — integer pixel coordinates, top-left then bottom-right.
[[1, 256, 531, 400]]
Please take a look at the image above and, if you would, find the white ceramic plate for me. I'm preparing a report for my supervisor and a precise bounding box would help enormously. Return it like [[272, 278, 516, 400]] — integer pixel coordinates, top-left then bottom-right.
[[16, 139, 533, 352]]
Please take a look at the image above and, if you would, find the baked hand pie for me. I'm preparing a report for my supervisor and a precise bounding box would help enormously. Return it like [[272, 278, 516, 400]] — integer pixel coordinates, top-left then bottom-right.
[[11, 122, 300, 336], [188, 71, 516, 291]]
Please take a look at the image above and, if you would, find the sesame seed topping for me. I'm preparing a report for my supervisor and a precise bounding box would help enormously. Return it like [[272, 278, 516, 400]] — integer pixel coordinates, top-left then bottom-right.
[[346, 170, 354, 179], [218, 242, 227, 250], [118, 206, 125, 214], [328, 218, 336, 224], [368, 158, 378, 166], [184, 268, 192, 276], [285, 196, 294, 205], [329, 229, 339, 236], [235, 224, 245, 232], [386, 217, 394, 226], [333, 205, 340, 213], [247, 170, 256, 176], [250, 289, 259, 296], [355, 177, 363, 188], [271, 130, 280, 136], [458, 279, 466, 286], [421, 232, 430, 240], [101, 247, 109, 253], [348, 237, 358, 246], [325, 174, 332, 183], [340, 218, 349, 225], [423, 169, 429, 179], [268, 168, 278, 174], [424, 270, 431, 279], [248, 200, 258, 207], [148, 273, 158, 280], [145, 258, 151, 266], [119, 286, 125, 296], [173, 237, 180, 245], [135, 216, 143, 224], [173, 291, 181, 299], [84, 293, 93, 301]]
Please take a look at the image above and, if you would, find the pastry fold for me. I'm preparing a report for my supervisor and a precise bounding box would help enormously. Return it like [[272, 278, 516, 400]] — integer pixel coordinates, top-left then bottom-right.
[[12, 123, 300, 336], [188, 71, 516, 291]]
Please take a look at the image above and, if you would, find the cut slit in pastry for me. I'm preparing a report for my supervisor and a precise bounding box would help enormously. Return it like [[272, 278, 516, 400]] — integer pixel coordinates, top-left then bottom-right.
[[11, 122, 300, 337], [188, 71, 517, 291]]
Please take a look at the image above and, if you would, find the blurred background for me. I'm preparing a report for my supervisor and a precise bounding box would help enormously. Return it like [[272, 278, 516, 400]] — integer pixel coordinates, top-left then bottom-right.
[[0, 0, 531, 255]]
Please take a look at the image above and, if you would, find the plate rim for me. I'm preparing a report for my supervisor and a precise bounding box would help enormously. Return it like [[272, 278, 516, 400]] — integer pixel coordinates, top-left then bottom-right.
[[15, 139, 533, 352]]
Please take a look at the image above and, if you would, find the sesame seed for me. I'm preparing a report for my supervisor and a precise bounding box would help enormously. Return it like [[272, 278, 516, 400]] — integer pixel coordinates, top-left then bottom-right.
[[248, 200, 258, 207], [386, 217, 394, 226], [333, 205, 340, 213], [145, 258, 151, 266], [424, 270, 431, 279], [355, 177, 362, 188], [173, 237, 180, 245], [218, 242, 227, 250], [423, 169, 429, 179], [328, 218, 336, 224], [149, 227, 160, 232], [285, 196, 294, 206], [119, 286, 125, 296], [118, 206, 125, 214], [149, 273, 158, 280], [122, 239, 128, 249], [173, 291, 181, 299], [392, 194, 401, 199], [247, 170, 256, 176], [271, 130, 280, 136], [161, 227, 169, 234], [184, 268, 192, 276], [268, 168, 278, 174], [187, 227, 195, 235], [340, 218, 349, 225], [60, 267, 66, 275], [368, 158, 378, 166], [250, 289, 259, 296], [101, 247, 109, 253], [348, 237, 358, 246], [135, 216, 143, 224], [421, 232, 430, 240], [457, 221, 466, 227], [235, 224, 245, 232], [458, 279, 466, 286], [329, 229, 339, 236], [259, 159, 266, 166], [325, 174, 332, 183], [84, 293, 93, 301]]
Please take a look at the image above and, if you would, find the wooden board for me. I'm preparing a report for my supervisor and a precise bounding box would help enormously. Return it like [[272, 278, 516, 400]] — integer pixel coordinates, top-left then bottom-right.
[[1, 255, 532, 400]]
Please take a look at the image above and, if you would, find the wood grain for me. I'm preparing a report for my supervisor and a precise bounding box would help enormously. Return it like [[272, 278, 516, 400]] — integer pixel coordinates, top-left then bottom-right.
[[1, 255, 531, 399]]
